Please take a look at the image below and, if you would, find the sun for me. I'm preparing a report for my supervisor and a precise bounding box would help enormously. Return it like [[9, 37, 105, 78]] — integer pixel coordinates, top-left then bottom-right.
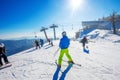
[[70, 0, 84, 11]]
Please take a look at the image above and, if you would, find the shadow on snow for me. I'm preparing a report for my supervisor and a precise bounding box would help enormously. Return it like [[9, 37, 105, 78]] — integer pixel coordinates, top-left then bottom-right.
[[53, 64, 73, 80]]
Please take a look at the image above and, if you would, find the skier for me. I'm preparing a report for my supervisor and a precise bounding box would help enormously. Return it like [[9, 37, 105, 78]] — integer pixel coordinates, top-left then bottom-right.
[[81, 36, 88, 49], [47, 38, 53, 46], [40, 39, 44, 47], [0, 43, 10, 67], [34, 40, 40, 49], [50, 40, 53, 46], [47, 38, 51, 45], [58, 31, 74, 68]]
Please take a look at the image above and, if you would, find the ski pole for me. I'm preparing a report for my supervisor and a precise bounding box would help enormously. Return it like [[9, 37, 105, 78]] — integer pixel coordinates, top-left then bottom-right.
[[53, 48, 60, 57]]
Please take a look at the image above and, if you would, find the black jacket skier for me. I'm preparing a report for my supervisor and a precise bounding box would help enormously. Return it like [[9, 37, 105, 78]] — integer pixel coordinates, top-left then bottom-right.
[[35, 40, 40, 49], [81, 36, 88, 49], [0, 43, 9, 66]]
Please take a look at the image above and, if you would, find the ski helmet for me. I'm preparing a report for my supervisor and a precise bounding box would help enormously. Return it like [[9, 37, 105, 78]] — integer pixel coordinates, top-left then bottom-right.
[[0, 43, 4, 47], [62, 31, 66, 36]]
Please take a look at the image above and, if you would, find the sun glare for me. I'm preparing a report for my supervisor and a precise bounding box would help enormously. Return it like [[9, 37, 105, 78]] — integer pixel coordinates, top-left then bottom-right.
[[70, 0, 84, 11]]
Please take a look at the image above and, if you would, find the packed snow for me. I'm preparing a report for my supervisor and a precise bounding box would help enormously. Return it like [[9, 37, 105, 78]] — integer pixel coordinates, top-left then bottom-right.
[[0, 29, 120, 80]]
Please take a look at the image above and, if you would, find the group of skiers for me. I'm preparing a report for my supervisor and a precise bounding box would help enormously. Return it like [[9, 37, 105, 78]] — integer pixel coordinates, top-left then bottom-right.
[[34, 38, 53, 49], [0, 31, 88, 68], [34, 39, 44, 49]]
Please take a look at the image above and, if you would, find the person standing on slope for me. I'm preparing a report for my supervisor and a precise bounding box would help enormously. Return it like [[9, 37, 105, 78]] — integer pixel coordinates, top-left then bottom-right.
[[34, 40, 40, 49], [40, 39, 44, 47], [0, 43, 10, 67], [81, 36, 88, 49], [58, 31, 74, 68]]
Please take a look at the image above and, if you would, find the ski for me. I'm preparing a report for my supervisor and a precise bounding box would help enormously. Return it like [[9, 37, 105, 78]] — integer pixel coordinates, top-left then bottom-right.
[[55, 60, 63, 73], [0, 63, 12, 70], [62, 60, 82, 67]]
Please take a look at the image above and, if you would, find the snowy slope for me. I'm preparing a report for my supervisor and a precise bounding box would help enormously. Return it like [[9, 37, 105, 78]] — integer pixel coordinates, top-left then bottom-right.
[[0, 29, 120, 80]]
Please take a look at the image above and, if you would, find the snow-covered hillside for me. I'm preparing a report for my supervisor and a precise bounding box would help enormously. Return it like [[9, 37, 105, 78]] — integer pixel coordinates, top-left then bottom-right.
[[0, 29, 120, 80]]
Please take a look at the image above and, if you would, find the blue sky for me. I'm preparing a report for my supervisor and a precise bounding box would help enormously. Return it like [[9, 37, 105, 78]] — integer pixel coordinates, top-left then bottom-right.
[[0, 0, 120, 39]]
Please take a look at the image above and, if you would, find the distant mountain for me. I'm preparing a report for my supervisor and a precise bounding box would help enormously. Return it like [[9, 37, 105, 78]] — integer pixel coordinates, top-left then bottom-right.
[[0, 39, 35, 56]]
